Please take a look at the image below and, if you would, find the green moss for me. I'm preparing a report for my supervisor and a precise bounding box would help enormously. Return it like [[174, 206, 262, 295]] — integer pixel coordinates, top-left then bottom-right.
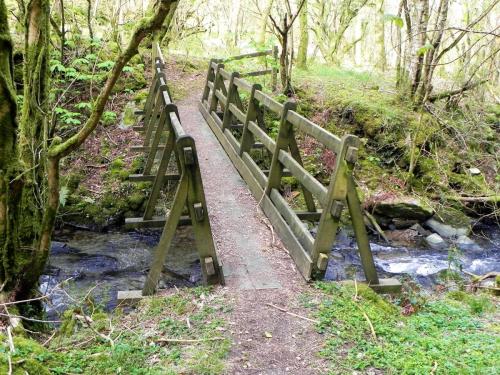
[[0, 336, 54, 375], [310, 282, 500, 374], [127, 191, 145, 210]]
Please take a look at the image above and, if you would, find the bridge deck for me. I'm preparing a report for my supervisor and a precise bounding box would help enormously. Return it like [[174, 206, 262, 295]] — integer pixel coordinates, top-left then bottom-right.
[[177, 95, 283, 290]]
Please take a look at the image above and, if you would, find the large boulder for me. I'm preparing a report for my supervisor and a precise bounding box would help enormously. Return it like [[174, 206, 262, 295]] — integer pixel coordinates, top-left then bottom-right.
[[371, 196, 434, 221], [424, 206, 471, 238]]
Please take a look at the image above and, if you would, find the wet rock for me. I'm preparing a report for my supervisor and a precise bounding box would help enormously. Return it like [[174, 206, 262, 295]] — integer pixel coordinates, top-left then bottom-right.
[[392, 218, 420, 229], [371, 196, 434, 221], [425, 218, 469, 238], [455, 235, 481, 251], [385, 229, 419, 246], [410, 223, 432, 236], [425, 233, 447, 250]]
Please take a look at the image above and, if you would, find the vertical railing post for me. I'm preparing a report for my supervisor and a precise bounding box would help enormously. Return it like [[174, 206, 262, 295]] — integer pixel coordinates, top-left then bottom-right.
[[265, 101, 296, 195], [239, 84, 262, 156], [209, 63, 224, 114], [221, 72, 239, 131], [201, 59, 216, 103], [310, 135, 359, 277]]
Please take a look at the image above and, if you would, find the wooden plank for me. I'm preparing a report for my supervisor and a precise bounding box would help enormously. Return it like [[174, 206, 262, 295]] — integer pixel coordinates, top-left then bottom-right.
[[286, 111, 341, 153], [221, 72, 239, 131], [228, 103, 246, 124], [254, 90, 283, 114], [233, 77, 252, 93], [295, 210, 322, 221], [224, 128, 241, 154], [124, 215, 191, 228], [369, 278, 402, 294], [248, 121, 276, 153], [117, 290, 143, 305], [265, 101, 296, 196], [214, 89, 226, 103], [128, 173, 180, 182], [240, 69, 273, 78], [130, 145, 165, 152], [260, 195, 313, 280], [242, 152, 267, 188], [219, 68, 231, 80], [278, 150, 328, 205], [222, 49, 272, 62], [270, 189, 314, 253]]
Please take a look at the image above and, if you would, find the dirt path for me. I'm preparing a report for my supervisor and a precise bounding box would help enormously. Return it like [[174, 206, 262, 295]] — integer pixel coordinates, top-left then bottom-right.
[[177, 94, 328, 374]]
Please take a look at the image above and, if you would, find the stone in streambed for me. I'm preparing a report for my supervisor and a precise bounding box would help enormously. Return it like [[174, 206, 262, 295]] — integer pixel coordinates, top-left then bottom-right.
[[455, 235, 481, 251], [425, 218, 470, 238], [371, 196, 434, 221], [425, 233, 447, 250]]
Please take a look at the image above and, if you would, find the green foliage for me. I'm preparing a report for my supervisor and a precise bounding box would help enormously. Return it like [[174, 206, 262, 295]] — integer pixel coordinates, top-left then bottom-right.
[[384, 14, 404, 28], [417, 43, 435, 56], [0, 287, 231, 375], [59, 186, 69, 207], [55, 107, 82, 126], [101, 111, 117, 126], [310, 282, 499, 374]]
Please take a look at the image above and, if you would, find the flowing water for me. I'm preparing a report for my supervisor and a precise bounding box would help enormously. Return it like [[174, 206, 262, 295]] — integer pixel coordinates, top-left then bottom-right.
[[42, 224, 500, 316]]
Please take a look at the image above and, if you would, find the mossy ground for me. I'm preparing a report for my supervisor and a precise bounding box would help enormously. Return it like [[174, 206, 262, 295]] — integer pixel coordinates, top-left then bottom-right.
[[304, 282, 499, 374], [292, 64, 499, 218], [0, 287, 230, 374]]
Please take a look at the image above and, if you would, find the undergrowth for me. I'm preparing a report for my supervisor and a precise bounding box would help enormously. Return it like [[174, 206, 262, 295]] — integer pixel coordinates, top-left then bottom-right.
[[0, 287, 230, 374], [308, 282, 499, 374]]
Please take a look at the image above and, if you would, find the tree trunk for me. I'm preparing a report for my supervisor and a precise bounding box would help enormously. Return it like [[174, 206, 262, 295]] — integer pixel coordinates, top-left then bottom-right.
[[375, 0, 386, 71], [258, 0, 274, 45], [0, 0, 177, 305], [297, 0, 308, 69]]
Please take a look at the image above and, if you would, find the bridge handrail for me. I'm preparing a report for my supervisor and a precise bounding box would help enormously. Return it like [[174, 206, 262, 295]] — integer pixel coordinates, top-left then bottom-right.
[[198, 56, 401, 293], [124, 42, 224, 297]]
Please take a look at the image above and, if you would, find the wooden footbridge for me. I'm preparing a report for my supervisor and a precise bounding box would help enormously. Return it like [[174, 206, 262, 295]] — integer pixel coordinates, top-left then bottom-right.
[[118, 43, 400, 301]]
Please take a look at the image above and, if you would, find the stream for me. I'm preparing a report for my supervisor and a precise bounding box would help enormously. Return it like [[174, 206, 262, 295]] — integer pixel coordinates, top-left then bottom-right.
[[41, 224, 499, 316]]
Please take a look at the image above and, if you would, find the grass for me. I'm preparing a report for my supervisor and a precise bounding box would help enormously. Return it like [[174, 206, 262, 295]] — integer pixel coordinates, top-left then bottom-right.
[[307, 282, 499, 374], [0, 287, 231, 375]]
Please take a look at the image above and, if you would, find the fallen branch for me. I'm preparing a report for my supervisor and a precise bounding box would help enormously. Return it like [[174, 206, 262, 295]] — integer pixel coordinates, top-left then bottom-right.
[[156, 337, 225, 344], [362, 311, 377, 340], [365, 211, 389, 243], [428, 80, 488, 102], [266, 303, 319, 324]]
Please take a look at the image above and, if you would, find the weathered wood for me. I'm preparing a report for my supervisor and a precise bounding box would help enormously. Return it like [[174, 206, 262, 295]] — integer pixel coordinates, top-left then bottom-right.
[[239, 84, 262, 156], [125, 215, 192, 229], [221, 72, 239, 131], [277, 150, 327, 205], [128, 173, 180, 182], [286, 111, 341, 153], [143, 176, 188, 295], [240, 69, 273, 78], [130, 145, 166, 152], [254, 90, 283, 114], [248, 121, 276, 153], [265, 101, 296, 196], [270, 189, 314, 253], [222, 49, 273, 62]]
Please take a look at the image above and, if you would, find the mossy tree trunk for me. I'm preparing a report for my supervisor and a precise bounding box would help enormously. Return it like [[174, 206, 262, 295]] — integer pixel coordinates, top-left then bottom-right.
[[296, 0, 308, 69], [0, 0, 177, 304]]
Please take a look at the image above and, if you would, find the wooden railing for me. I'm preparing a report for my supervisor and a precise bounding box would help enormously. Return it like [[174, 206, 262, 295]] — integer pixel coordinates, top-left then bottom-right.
[[199, 59, 400, 293], [122, 42, 224, 298]]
